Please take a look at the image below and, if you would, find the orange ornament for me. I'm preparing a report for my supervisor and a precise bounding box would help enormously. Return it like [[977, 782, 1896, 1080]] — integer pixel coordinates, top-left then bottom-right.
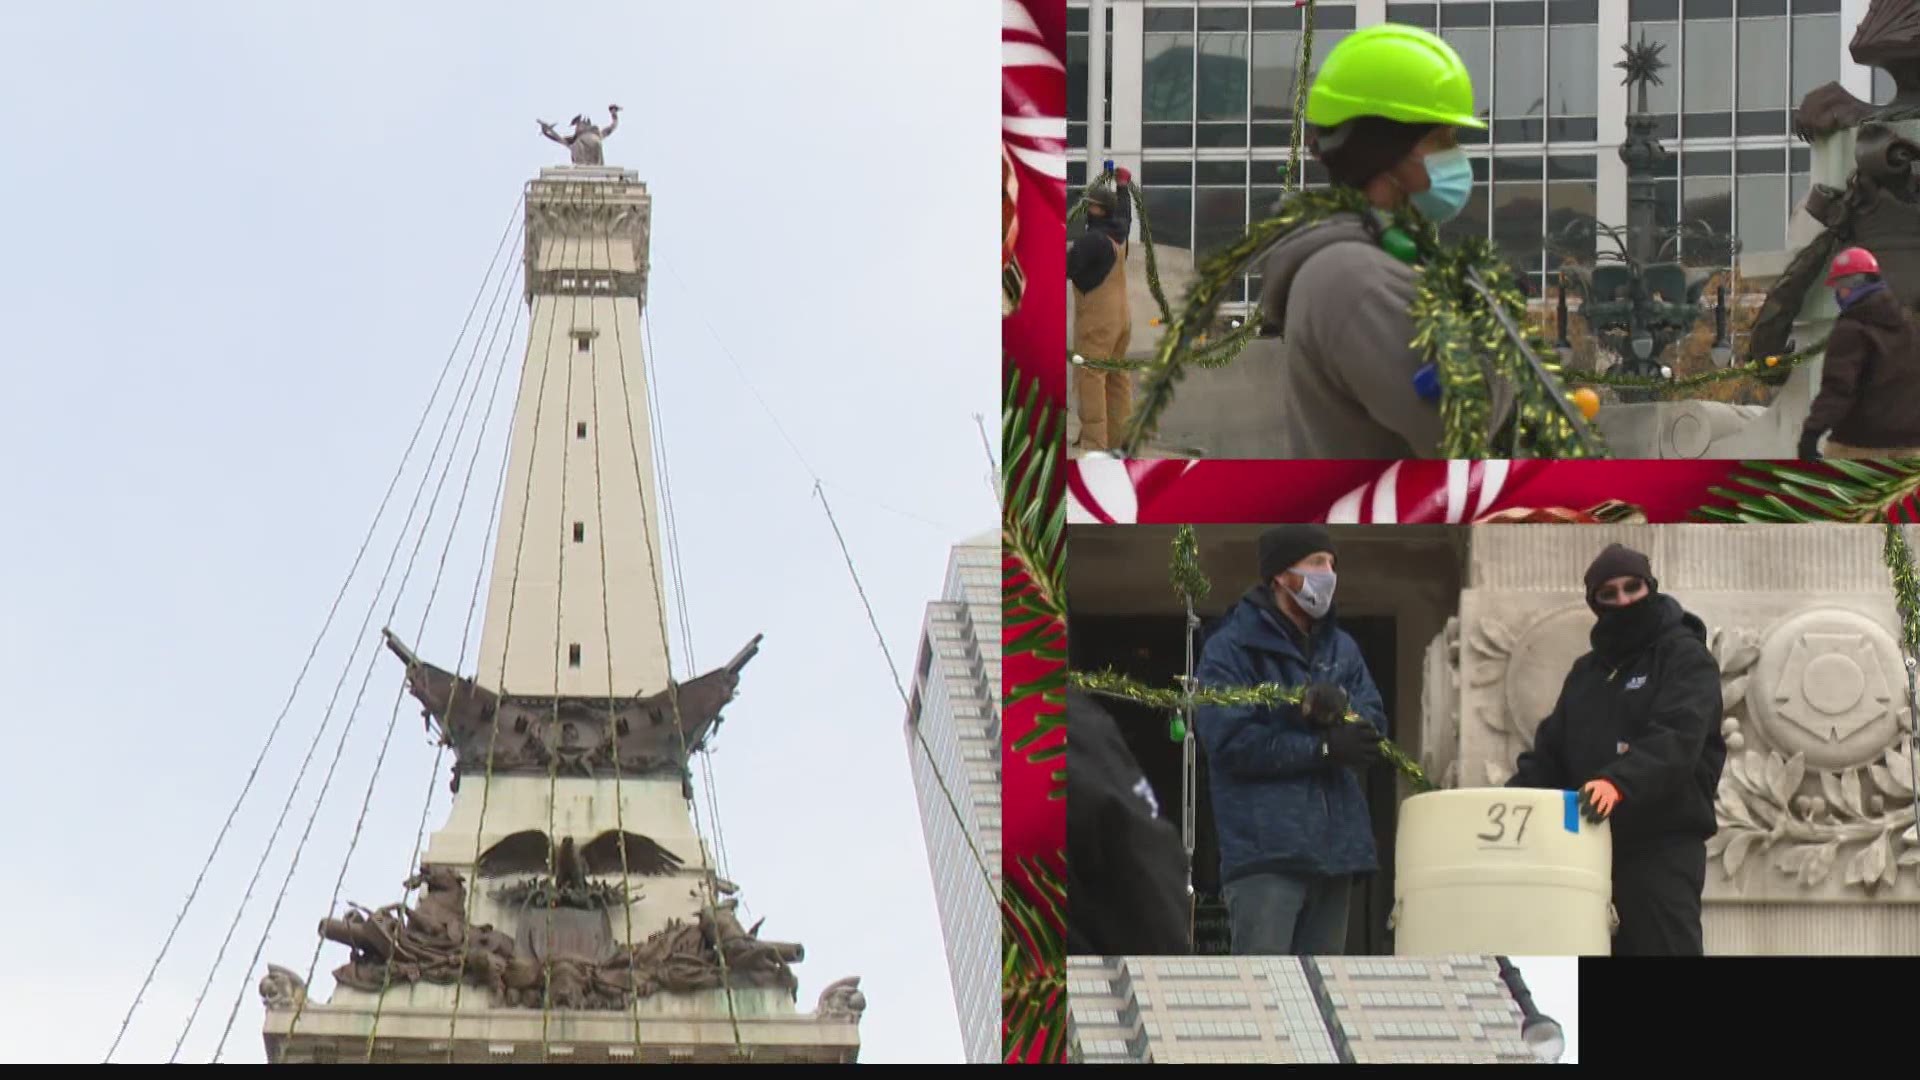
[[1571, 387, 1601, 420]]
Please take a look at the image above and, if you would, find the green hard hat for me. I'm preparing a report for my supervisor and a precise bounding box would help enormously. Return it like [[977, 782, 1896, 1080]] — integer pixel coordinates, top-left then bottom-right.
[[1305, 24, 1487, 131]]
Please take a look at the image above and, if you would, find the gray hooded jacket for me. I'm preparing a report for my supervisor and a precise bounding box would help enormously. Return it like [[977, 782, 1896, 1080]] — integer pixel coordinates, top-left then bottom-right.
[[1247, 211, 1511, 459]]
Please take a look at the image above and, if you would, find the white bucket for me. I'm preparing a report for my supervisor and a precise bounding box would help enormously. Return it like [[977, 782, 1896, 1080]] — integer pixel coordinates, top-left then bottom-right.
[[1392, 787, 1614, 956]]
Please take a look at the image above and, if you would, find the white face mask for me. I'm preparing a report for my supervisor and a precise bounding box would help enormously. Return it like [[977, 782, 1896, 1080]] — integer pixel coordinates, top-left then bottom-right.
[[1284, 568, 1337, 619]]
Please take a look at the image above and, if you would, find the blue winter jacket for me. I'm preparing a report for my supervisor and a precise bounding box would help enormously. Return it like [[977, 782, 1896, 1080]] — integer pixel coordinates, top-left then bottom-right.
[[1195, 586, 1389, 884]]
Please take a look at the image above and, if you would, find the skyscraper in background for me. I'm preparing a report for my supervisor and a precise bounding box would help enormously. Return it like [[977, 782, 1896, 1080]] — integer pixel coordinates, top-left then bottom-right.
[[1067, 955, 1544, 1064], [906, 532, 1003, 1064], [1069, 0, 1870, 296]]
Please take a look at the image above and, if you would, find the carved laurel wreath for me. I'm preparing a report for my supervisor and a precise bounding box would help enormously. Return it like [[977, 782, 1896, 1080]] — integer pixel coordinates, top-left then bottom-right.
[[1472, 618, 1919, 891], [1706, 628, 1920, 890]]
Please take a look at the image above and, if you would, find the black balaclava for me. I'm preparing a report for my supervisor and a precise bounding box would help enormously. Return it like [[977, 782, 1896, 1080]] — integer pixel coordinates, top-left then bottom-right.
[[1584, 543, 1665, 660], [1308, 116, 1439, 190]]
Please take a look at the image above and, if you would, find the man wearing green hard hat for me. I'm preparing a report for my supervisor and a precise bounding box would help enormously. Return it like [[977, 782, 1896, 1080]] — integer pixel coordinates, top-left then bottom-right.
[[1259, 23, 1513, 459]]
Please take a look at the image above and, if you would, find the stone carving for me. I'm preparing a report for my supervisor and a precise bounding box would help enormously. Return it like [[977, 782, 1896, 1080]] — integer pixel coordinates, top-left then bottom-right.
[[1752, 1, 1920, 360], [538, 105, 621, 166], [1420, 618, 1462, 790], [382, 630, 762, 789], [1465, 606, 1596, 747], [1744, 609, 1907, 770], [258, 964, 307, 1011], [1704, 617, 1920, 892], [313, 866, 806, 1009], [816, 977, 867, 1024], [480, 829, 681, 911], [1708, 743, 1919, 891]]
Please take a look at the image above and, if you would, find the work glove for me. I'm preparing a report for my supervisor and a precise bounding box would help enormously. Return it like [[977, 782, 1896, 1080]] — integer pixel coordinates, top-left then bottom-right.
[[1798, 431, 1823, 461], [1300, 682, 1351, 730], [1323, 720, 1384, 770], [1578, 779, 1622, 824]]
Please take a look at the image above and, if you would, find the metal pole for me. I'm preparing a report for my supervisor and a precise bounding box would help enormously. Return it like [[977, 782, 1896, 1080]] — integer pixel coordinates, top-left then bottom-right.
[[1182, 605, 1199, 948], [1088, 0, 1108, 177]]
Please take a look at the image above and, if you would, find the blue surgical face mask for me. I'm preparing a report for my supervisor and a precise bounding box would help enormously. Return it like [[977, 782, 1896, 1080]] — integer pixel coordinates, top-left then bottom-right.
[[1410, 147, 1473, 224]]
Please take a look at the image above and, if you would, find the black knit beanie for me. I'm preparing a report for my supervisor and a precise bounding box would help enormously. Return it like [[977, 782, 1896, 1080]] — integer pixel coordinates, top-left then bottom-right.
[[1308, 116, 1438, 189], [1258, 525, 1336, 583], [1583, 543, 1657, 609]]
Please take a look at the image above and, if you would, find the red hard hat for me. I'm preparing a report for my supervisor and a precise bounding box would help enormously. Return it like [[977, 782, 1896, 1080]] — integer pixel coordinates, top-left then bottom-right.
[[1828, 246, 1880, 284]]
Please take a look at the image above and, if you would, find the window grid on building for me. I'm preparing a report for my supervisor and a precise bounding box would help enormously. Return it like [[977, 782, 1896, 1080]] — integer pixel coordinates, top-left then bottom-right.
[[1069, 0, 1845, 297]]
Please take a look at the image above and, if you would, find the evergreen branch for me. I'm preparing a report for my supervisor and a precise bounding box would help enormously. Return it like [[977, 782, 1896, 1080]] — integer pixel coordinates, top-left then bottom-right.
[[1003, 365, 1068, 795], [1886, 523, 1920, 659], [1002, 369, 1067, 623], [1068, 669, 1433, 793], [1002, 854, 1070, 1064], [1694, 458, 1920, 524], [1170, 524, 1210, 609]]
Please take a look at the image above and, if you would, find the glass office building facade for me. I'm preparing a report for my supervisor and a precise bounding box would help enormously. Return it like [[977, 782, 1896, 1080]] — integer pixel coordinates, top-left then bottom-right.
[[906, 533, 1002, 1063], [1069, 0, 1870, 302]]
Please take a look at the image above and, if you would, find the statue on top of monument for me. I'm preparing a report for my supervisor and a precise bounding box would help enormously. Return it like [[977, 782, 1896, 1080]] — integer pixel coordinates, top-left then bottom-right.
[[539, 105, 621, 166]]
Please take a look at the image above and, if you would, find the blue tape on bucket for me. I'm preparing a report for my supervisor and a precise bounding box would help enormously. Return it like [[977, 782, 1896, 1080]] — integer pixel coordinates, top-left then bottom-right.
[[1563, 790, 1579, 833]]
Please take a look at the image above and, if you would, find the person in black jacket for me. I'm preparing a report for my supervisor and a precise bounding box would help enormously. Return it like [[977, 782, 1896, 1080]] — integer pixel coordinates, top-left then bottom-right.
[[1066, 687, 1193, 955], [1506, 543, 1727, 956]]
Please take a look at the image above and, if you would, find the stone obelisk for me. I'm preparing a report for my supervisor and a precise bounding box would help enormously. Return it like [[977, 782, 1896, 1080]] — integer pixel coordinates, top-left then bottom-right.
[[260, 110, 865, 1064]]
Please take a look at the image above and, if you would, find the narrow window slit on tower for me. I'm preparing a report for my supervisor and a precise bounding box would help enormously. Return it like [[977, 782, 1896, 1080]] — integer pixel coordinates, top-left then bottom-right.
[[568, 644, 582, 668], [577, 421, 588, 438], [573, 522, 585, 542], [576, 336, 589, 353]]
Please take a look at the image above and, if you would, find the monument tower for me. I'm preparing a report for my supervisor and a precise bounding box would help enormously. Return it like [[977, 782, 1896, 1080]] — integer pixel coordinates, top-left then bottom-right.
[[257, 110, 865, 1064]]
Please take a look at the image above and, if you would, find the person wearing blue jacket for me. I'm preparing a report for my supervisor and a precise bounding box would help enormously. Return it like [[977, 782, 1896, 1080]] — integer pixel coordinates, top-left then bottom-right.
[[1195, 525, 1389, 955]]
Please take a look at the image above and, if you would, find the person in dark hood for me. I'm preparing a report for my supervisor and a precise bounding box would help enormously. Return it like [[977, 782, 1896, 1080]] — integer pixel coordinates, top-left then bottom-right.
[[1065, 687, 1192, 955], [1070, 167, 1136, 452], [1799, 246, 1920, 460], [1193, 525, 1389, 955], [1506, 543, 1726, 957], [1246, 24, 1512, 459]]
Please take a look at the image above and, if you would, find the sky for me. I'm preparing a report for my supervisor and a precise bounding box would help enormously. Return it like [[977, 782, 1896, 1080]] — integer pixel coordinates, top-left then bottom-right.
[[0, 1, 997, 1065]]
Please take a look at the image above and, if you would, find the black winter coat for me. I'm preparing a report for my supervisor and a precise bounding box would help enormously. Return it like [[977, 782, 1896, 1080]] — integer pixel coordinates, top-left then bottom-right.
[[1508, 594, 1727, 849], [1066, 688, 1192, 955]]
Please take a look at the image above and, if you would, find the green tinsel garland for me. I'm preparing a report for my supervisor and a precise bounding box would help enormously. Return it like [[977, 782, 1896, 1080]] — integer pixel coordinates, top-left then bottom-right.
[[1567, 337, 1828, 392], [1069, 668, 1434, 793], [1398, 214, 1602, 459]]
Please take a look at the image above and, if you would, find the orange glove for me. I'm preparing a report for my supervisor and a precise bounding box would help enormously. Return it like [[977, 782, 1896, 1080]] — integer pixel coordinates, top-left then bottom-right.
[[1579, 779, 1621, 824]]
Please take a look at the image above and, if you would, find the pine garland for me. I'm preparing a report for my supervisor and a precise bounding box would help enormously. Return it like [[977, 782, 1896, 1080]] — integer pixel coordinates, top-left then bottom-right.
[[1567, 337, 1827, 392], [1072, 317, 1259, 374], [1170, 524, 1210, 609], [1403, 215, 1603, 459], [1113, 182, 1602, 459], [1885, 523, 1920, 660], [1069, 668, 1434, 793]]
